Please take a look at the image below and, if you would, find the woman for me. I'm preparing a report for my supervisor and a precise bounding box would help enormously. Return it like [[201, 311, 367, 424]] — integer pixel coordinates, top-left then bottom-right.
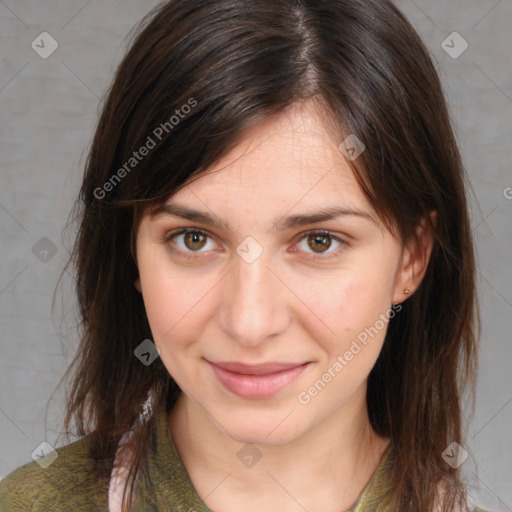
[[0, 0, 488, 511]]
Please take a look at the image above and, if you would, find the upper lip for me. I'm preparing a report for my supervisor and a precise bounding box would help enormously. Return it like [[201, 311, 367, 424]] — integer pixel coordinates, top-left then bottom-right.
[[208, 361, 308, 375]]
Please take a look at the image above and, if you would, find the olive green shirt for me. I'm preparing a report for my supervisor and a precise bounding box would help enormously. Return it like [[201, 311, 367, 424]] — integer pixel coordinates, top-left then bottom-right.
[[0, 409, 489, 511]]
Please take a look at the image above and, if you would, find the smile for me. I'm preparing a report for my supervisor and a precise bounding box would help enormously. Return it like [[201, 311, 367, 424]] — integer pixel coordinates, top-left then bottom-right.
[[207, 360, 310, 399]]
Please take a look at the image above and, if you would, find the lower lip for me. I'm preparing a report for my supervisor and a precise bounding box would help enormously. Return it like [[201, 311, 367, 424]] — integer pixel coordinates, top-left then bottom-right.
[[208, 362, 310, 399]]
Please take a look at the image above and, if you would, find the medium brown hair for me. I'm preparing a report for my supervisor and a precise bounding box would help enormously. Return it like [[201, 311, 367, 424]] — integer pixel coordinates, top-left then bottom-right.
[[58, 0, 479, 510]]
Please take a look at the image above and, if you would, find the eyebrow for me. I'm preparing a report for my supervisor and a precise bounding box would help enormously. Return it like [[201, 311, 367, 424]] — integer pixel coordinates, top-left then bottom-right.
[[150, 203, 378, 232], [150, 203, 231, 231]]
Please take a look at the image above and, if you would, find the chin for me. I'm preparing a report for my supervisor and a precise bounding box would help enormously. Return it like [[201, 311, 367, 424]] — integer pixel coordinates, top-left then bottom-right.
[[219, 410, 305, 446]]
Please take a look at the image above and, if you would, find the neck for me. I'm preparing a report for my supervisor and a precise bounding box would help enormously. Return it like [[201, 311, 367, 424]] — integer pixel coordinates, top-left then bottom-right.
[[168, 385, 390, 512]]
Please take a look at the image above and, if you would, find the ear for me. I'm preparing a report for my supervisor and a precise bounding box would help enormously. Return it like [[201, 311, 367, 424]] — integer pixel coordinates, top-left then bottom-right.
[[392, 211, 437, 304], [134, 277, 142, 293]]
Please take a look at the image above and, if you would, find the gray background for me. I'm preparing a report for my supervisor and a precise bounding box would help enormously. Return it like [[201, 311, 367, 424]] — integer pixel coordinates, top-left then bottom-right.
[[0, 1, 511, 510]]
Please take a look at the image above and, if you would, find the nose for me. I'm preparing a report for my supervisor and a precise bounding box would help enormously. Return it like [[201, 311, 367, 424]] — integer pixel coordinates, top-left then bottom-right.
[[218, 250, 291, 347]]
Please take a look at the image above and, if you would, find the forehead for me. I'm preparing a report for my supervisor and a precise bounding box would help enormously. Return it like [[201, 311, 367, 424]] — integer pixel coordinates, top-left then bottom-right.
[[171, 102, 372, 215]]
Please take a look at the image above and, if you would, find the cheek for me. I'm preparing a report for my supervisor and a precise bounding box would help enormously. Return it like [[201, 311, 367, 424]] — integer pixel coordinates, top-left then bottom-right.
[[138, 254, 219, 358], [142, 276, 203, 338], [139, 274, 207, 383], [301, 274, 392, 334], [297, 278, 393, 409], [292, 256, 396, 360]]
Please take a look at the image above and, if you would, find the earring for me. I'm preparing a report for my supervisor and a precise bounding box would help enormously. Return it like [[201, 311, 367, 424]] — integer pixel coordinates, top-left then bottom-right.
[[404, 288, 411, 294]]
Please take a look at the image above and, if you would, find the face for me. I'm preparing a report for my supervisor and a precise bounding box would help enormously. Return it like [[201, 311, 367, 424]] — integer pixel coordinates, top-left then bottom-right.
[[135, 101, 415, 445]]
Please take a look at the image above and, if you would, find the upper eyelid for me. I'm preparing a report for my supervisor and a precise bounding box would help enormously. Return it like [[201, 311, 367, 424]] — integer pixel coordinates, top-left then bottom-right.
[[166, 227, 214, 240], [165, 227, 216, 244]]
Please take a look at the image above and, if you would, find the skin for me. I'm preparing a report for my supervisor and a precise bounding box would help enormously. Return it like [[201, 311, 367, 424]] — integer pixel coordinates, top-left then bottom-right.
[[135, 100, 434, 512]]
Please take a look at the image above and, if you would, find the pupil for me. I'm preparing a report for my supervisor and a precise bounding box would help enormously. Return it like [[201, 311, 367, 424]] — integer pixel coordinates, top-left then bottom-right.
[[309, 234, 331, 253], [185, 232, 206, 250]]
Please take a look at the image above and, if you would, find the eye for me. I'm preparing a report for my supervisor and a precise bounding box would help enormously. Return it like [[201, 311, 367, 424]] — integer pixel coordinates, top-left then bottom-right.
[[164, 228, 347, 261], [166, 228, 216, 253], [295, 230, 346, 256]]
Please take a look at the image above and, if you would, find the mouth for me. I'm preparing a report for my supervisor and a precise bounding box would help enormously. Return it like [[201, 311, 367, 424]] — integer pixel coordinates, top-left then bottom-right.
[[206, 360, 310, 399]]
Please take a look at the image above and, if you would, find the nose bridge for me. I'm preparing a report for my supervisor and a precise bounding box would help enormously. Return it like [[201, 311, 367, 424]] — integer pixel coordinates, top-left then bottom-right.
[[220, 251, 288, 345]]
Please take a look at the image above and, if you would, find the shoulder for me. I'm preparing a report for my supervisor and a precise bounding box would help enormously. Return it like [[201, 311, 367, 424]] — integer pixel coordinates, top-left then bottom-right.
[[434, 484, 495, 512], [470, 505, 494, 512], [0, 435, 110, 512]]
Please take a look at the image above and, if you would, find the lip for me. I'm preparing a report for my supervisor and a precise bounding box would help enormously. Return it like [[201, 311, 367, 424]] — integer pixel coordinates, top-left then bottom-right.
[[207, 360, 310, 399]]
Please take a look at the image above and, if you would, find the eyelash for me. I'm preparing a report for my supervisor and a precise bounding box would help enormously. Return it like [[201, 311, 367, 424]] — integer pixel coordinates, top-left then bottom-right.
[[163, 227, 349, 261]]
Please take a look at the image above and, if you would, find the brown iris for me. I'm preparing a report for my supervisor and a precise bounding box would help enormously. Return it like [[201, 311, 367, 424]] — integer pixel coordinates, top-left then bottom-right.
[[184, 231, 208, 251], [307, 233, 332, 253]]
